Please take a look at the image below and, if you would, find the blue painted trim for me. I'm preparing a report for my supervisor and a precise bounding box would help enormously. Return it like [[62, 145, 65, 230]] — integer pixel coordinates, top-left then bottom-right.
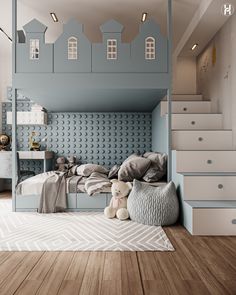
[[12, 0, 17, 212], [167, 0, 172, 181]]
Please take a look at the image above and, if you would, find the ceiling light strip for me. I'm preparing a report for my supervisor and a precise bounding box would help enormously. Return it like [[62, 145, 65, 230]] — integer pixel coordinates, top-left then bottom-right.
[[50, 12, 58, 22], [141, 12, 148, 22]]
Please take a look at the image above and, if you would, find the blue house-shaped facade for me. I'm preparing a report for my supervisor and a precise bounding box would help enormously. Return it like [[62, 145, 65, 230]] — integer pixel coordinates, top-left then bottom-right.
[[92, 20, 131, 72], [16, 18, 167, 74], [54, 19, 91, 73], [16, 19, 53, 73]]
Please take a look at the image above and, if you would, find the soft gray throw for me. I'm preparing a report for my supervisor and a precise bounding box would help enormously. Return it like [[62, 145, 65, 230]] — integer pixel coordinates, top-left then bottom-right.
[[38, 171, 67, 213]]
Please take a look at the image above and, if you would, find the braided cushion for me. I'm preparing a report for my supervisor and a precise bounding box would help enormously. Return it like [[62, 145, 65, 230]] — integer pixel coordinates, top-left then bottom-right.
[[127, 180, 179, 226]]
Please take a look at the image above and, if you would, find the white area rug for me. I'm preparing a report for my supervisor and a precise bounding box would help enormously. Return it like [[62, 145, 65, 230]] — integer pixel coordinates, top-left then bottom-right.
[[0, 199, 174, 251]]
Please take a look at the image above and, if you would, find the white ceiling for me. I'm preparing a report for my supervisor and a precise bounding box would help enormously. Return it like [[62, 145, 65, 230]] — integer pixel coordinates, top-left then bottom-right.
[[18, 0, 202, 48]]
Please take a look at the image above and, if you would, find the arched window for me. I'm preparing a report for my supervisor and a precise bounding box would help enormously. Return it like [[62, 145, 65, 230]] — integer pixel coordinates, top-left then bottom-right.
[[107, 39, 117, 60], [68, 37, 78, 60], [145, 37, 155, 60], [30, 39, 39, 60]]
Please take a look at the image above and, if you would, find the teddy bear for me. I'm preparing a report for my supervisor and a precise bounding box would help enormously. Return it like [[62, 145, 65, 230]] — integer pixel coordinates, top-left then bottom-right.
[[55, 156, 67, 172], [104, 179, 132, 220], [67, 155, 76, 169]]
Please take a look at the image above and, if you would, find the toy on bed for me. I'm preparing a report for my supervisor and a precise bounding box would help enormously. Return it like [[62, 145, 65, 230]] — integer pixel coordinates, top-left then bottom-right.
[[104, 179, 132, 220], [55, 156, 67, 172], [55, 155, 77, 172]]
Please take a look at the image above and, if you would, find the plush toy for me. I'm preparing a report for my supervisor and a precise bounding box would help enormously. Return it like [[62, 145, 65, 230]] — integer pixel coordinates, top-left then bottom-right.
[[104, 179, 132, 220], [67, 155, 76, 168], [55, 157, 67, 172]]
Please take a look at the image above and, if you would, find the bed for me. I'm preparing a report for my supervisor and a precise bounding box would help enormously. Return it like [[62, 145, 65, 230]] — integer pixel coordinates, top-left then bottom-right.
[[11, 0, 172, 212], [16, 153, 167, 212]]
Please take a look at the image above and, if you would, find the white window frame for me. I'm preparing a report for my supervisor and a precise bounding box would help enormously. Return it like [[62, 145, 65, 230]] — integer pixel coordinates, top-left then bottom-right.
[[68, 37, 78, 60], [107, 39, 117, 60], [145, 37, 156, 60], [30, 39, 39, 60]]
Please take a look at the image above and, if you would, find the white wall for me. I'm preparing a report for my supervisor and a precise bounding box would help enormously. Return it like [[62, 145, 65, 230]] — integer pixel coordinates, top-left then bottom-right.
[[173, 56, 197, 94], [197, 13, 236, 147]]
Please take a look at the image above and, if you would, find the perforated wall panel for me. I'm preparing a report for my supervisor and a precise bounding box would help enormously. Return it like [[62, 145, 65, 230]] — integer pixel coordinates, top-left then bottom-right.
[[2, 102, 152, 174]]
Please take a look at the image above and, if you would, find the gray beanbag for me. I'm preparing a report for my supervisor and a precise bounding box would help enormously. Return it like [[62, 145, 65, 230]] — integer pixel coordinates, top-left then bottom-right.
[[127, 180, 179, 226]]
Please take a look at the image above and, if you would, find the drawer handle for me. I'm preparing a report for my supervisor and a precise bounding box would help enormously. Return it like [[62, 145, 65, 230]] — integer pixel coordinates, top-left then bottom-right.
[[183, 107, 187, 111], [191, 121, 196, 125], [218, 184, 223, 189], [207, 160, 212, 164], [198, 137, 203, 141], [232, 219, 236, 224]]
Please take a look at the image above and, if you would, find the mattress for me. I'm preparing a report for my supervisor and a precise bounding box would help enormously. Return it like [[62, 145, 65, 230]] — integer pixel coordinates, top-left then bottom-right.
[[17, 172, 167, 196]]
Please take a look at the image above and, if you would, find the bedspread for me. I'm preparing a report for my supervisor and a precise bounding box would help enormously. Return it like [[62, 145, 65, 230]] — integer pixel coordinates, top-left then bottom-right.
[[85, 172, 111, 196]]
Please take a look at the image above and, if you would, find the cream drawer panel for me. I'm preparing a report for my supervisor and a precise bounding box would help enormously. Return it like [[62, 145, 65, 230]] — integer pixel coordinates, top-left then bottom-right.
[[161, 101, 211, 116], [193, 208, 236, 235], [171, 114, 223, 130], [176, 151, 236, 173], [172, 130, 233, 150], [184, 176, 236, 200]]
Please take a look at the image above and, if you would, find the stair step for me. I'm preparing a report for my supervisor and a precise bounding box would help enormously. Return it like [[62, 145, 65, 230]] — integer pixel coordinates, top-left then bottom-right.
[[183, 175, 236, 201], [174, 150, 236, 173], [161, 101, 211, 116], [172, 130, 233, 150], [163, 94, 203, 101], [184, 200, 236, 235], [170, 114, 223, 130]]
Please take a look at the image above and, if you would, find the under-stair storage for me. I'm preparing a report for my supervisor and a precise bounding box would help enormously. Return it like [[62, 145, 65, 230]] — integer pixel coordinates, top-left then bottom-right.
[[171, 114, 223, 130], [172, 130, 233, 150], [175, 150, 236, 173], [169, 93, 236, 236], [161, 100, 211, 116], [184, 201, 236, 235], [184, 176, 236, 200]]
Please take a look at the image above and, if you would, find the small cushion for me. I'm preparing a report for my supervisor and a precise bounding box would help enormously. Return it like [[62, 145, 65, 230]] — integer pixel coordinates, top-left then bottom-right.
[[118, 156, 151, 182], [143, 152, 167, 182], [76, 164, 108, 177], [108, 165, 120, 179], [127, 180, 179, 226]]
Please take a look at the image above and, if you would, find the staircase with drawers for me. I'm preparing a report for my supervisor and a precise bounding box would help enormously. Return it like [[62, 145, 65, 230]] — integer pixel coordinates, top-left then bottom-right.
[[161, 94, 236, 235]]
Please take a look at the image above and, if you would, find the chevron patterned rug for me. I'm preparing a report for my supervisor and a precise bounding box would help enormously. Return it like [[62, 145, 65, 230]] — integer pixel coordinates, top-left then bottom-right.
[[0, 199, 174, 251]]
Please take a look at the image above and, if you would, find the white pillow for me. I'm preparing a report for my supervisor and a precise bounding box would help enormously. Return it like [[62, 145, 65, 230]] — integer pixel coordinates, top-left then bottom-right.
[[76, 164, 108, 177]]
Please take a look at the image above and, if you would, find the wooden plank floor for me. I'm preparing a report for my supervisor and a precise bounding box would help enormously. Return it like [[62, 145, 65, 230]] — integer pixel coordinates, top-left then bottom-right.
[[0, 194, 236, 294]]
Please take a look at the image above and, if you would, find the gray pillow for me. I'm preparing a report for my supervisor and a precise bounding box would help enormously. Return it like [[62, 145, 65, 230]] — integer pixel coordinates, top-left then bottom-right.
[[76, 164, 108, 177], [127, 180, 179, 226], [142, 152, 167, 182], [108, 165, 120, 179], [118, 156, 151, 182]]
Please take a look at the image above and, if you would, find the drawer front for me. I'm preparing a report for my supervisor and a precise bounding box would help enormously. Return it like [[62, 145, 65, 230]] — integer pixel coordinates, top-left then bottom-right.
[[0, 152, 12, 178], [67, 194, 77, 208], [172, 131, 233, 150], [193, 208, 236, 235], [171, 114, 222, 130], [176, 151, 236, 173], [161, 101, 211, 116], [77, 193, 107, 209], [184, 176, 236, 200]]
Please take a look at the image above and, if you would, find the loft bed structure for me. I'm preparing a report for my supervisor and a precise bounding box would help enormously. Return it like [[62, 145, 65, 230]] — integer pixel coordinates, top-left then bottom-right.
[[11, 0, 173, 212]]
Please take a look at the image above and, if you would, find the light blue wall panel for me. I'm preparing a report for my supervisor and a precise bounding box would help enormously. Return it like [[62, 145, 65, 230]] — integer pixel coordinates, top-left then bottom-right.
[[2, 101, 152, 174], [92, 43, 131, 72], [16, 42, 53, 73], [54, 19, 92, 73], [152, 102, 167, 153]]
